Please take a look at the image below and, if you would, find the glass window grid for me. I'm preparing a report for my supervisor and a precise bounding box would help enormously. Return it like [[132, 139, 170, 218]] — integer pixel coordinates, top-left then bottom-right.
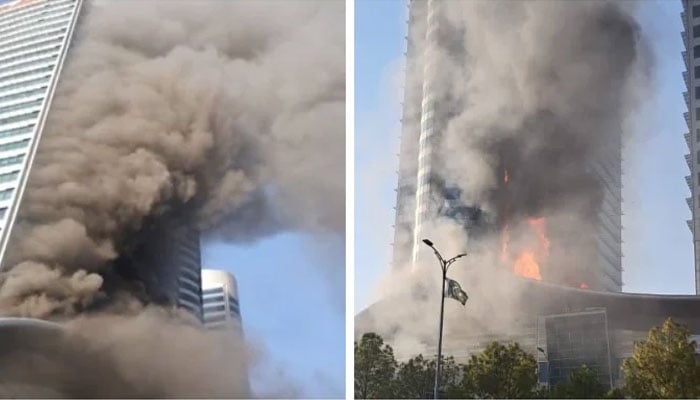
[[1, 48, 59, 72], [178, 266, 199, 282], [0, 98, 42, 115], [0, 17, 69, 46], [204, 304, 226, 313], [0, 138, 29, 153], [0, 124, 33, 139], [178, 290, 200, 306], [0, 188, 13, 200], [0, 110, 38, 126], [0, 42, 61, 66], [0, 54, 55, 78], [0, 36, 64, 61], [178, 278, 200, 295], [203, 295, 225, 304], [1, 25, 66, 52], [0, 4, 73, 36], [203, 287, 224, 296], [0, 170, 19, 184], [0, 11, 72, 43], [0, 75, 50, 93], [0, 87, 47, 105], [0, 61, 53, 84], [0, 154, 24, 167]]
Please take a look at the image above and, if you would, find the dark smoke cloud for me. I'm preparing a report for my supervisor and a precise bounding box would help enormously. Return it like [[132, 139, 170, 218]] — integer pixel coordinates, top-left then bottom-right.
[[0, 0, 344, 317], [367, 0, 649, 355], [0, 309, 251, 398], [415, 0, 648, 286]]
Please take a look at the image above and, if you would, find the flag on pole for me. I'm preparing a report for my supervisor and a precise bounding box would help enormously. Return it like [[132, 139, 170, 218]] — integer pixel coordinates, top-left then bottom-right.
[[445, 278, 468, 305]]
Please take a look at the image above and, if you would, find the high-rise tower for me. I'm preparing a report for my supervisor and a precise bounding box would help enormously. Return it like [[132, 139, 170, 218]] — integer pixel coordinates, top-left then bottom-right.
[[201, 269, 242, 330], [0, 0, 83, 263], [392, 0, 623, 291], [681, 0, 700, 294]]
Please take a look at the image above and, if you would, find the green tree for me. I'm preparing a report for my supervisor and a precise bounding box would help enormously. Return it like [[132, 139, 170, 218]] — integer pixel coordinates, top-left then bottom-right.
[[354, 333, 397, 399], [394, 354, 462, 399], [621, 318, 700, 399], [550, 364, 605, 399], [460, 341, 539, 398]]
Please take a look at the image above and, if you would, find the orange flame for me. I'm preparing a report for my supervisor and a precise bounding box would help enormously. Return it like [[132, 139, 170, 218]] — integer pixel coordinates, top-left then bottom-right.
[[579, 283, 589, 289], [504, 217, 549, 281], [504, 169, 509, 184], [513, 251, 542, 280]]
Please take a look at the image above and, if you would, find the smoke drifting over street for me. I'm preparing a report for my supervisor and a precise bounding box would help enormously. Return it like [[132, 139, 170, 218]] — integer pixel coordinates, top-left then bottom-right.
[[0, 0, 344, 317], [362, 0, 650, 357]]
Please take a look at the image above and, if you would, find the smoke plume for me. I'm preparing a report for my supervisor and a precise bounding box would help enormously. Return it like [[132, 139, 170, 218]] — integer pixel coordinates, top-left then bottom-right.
[[0, 0, 344, 316], [360, 0, 650, 358]]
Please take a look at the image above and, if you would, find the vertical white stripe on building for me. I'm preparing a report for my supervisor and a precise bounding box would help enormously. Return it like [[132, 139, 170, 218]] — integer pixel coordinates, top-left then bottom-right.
[[0, 0, 83, 267]]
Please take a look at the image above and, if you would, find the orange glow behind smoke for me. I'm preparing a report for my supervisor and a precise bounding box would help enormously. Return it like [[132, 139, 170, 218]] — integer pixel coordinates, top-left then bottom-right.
[[501, 169, 548, 281], [580, 283, 589, 289], [513, 251, 542, 280]]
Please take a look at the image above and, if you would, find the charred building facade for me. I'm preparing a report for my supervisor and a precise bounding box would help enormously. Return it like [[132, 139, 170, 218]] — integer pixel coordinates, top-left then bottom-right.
[[113, 220, 203, 320], [391, 0, 623, 291]]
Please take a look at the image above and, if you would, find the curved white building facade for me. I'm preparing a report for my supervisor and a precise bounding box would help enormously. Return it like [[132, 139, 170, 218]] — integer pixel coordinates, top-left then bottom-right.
[[201, 269, 241, 329]]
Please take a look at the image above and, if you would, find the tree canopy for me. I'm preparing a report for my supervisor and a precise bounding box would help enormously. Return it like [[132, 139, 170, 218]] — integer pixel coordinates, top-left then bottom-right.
[[550, 364, 606, 399], [621, 318, 700, 399], [354, 333, 397, 399]]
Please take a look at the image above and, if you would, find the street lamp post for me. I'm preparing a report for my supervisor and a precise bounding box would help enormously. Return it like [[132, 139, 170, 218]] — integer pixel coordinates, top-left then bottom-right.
[[422, 239, 467, 400]]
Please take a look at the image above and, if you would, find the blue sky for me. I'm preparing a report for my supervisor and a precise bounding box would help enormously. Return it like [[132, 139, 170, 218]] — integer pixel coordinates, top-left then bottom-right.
[[355, 0, 696, 313], [203, 235, 345, 398]]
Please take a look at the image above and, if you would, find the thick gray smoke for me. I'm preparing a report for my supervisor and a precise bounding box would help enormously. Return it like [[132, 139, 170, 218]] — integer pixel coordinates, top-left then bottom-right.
[[405, 0, 648, 285], [361, 0, 650, 358], [0, 309, 252, 398], [0, 0, 344, 316]]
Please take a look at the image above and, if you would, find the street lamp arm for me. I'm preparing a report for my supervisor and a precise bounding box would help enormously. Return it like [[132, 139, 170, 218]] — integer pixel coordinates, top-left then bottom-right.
[[422, 239, 446, 265], [445, 253, 467, 269]]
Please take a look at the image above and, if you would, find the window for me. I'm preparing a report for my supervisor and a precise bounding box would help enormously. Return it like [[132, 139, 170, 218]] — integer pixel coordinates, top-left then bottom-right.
[[694, 5, 700, 18], [0, 171, 18, 184], [697, 150, 699, 163], [204, 304, 226, 313], [203, 295, 225, 304], [0, 87, 47, 105], [202, 287, 223, 296], [178, 290, 200, 306], [696, 129, 700, 142], [695, 86, 700, 100], [694, 45, 700, 58], [695, 107, 700, 121], [0, 154, 23, 167], [178, 279, 199, 295], [0, 99, 43, 115], [0, 207, 6, 219], [0, 188, 13, 201], [695, 66, 700, 79], [695, 25, 700, 39], [697, 172, 700, 185], [0, 111, 39, 126], [0, 139, 29, 153]]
